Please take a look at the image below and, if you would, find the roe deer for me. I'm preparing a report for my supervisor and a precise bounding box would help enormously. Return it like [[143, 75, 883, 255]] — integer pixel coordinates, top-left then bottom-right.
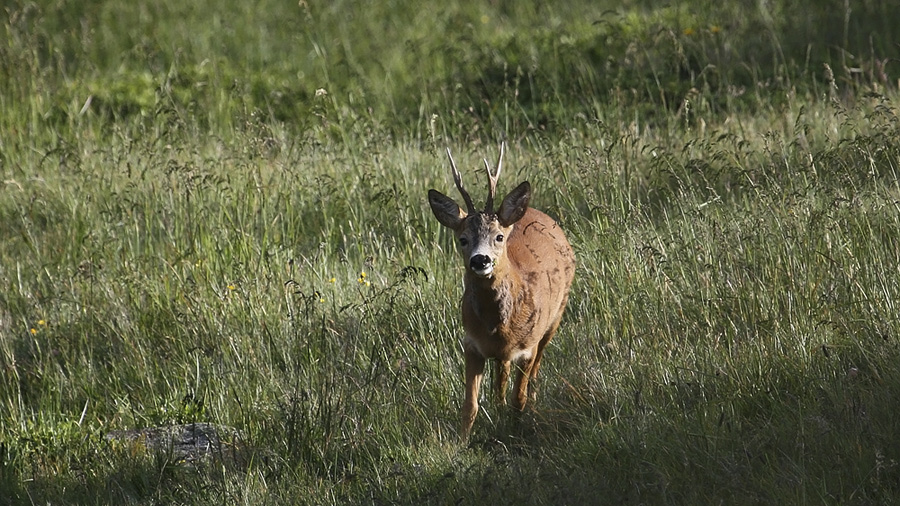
[[428, 143, 576, 439]]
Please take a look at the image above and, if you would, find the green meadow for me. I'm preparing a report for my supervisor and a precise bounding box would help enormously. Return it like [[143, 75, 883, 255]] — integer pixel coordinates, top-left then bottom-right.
[[2, 0, 899, 503]]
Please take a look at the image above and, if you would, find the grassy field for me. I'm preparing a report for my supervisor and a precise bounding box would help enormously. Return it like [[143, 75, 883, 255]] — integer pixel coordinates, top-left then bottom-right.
[[2, 0, 900, 503]]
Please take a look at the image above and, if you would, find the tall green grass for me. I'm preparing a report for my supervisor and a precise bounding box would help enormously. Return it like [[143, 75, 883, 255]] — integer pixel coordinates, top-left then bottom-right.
[[3, 0, 897, 139], [2, 0, 899, 504]]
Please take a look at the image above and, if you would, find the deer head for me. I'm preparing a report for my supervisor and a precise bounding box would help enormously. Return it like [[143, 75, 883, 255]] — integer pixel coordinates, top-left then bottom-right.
[[428, 142, 531, 278]]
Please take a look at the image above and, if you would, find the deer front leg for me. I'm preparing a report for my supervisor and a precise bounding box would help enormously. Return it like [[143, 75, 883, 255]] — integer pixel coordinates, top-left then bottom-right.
[[494, 360, 510, 406], [461, 346, 485, 440]]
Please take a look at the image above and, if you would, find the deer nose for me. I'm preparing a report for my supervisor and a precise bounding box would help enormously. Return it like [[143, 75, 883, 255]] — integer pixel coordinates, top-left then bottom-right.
[[470, 254, 492, 272]]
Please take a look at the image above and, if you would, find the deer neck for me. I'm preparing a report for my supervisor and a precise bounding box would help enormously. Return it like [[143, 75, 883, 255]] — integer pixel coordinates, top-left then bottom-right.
[[465, 261, 523, 325]]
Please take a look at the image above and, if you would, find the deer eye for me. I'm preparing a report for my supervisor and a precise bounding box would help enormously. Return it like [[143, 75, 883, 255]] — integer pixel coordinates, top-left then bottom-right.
[[459, 237, 469, 247], [495, 234, 504, 243]]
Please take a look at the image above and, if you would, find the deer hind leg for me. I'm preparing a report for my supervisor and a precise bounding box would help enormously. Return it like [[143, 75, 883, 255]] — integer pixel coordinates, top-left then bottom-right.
[[512, 352, 537, 411], [528, 317, 563, 403], [461, 347, 486, 440], [494, 360, 510, 406]]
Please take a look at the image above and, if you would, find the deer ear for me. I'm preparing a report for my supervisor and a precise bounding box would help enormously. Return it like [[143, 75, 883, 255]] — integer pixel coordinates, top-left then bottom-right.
[[429, 189, 467, 230], [497, 181, 531, 227]]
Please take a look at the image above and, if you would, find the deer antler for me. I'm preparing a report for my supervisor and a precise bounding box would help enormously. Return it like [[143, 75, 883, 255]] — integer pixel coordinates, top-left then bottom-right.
[[483, 141, 505, 213], [446, 147, 476, 215]]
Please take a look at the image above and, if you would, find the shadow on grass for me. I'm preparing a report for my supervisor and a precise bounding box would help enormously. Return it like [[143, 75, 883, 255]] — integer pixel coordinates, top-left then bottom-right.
[[2, 425, 270, 506], [377, 346, 900, 505]]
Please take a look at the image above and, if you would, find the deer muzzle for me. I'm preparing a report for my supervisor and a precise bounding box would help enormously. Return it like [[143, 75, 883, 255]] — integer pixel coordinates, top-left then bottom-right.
[[469, 254, 494, 277]]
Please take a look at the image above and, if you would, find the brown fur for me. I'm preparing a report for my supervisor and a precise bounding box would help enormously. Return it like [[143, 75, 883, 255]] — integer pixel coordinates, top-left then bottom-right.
[[458, 208, 575, 437]]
